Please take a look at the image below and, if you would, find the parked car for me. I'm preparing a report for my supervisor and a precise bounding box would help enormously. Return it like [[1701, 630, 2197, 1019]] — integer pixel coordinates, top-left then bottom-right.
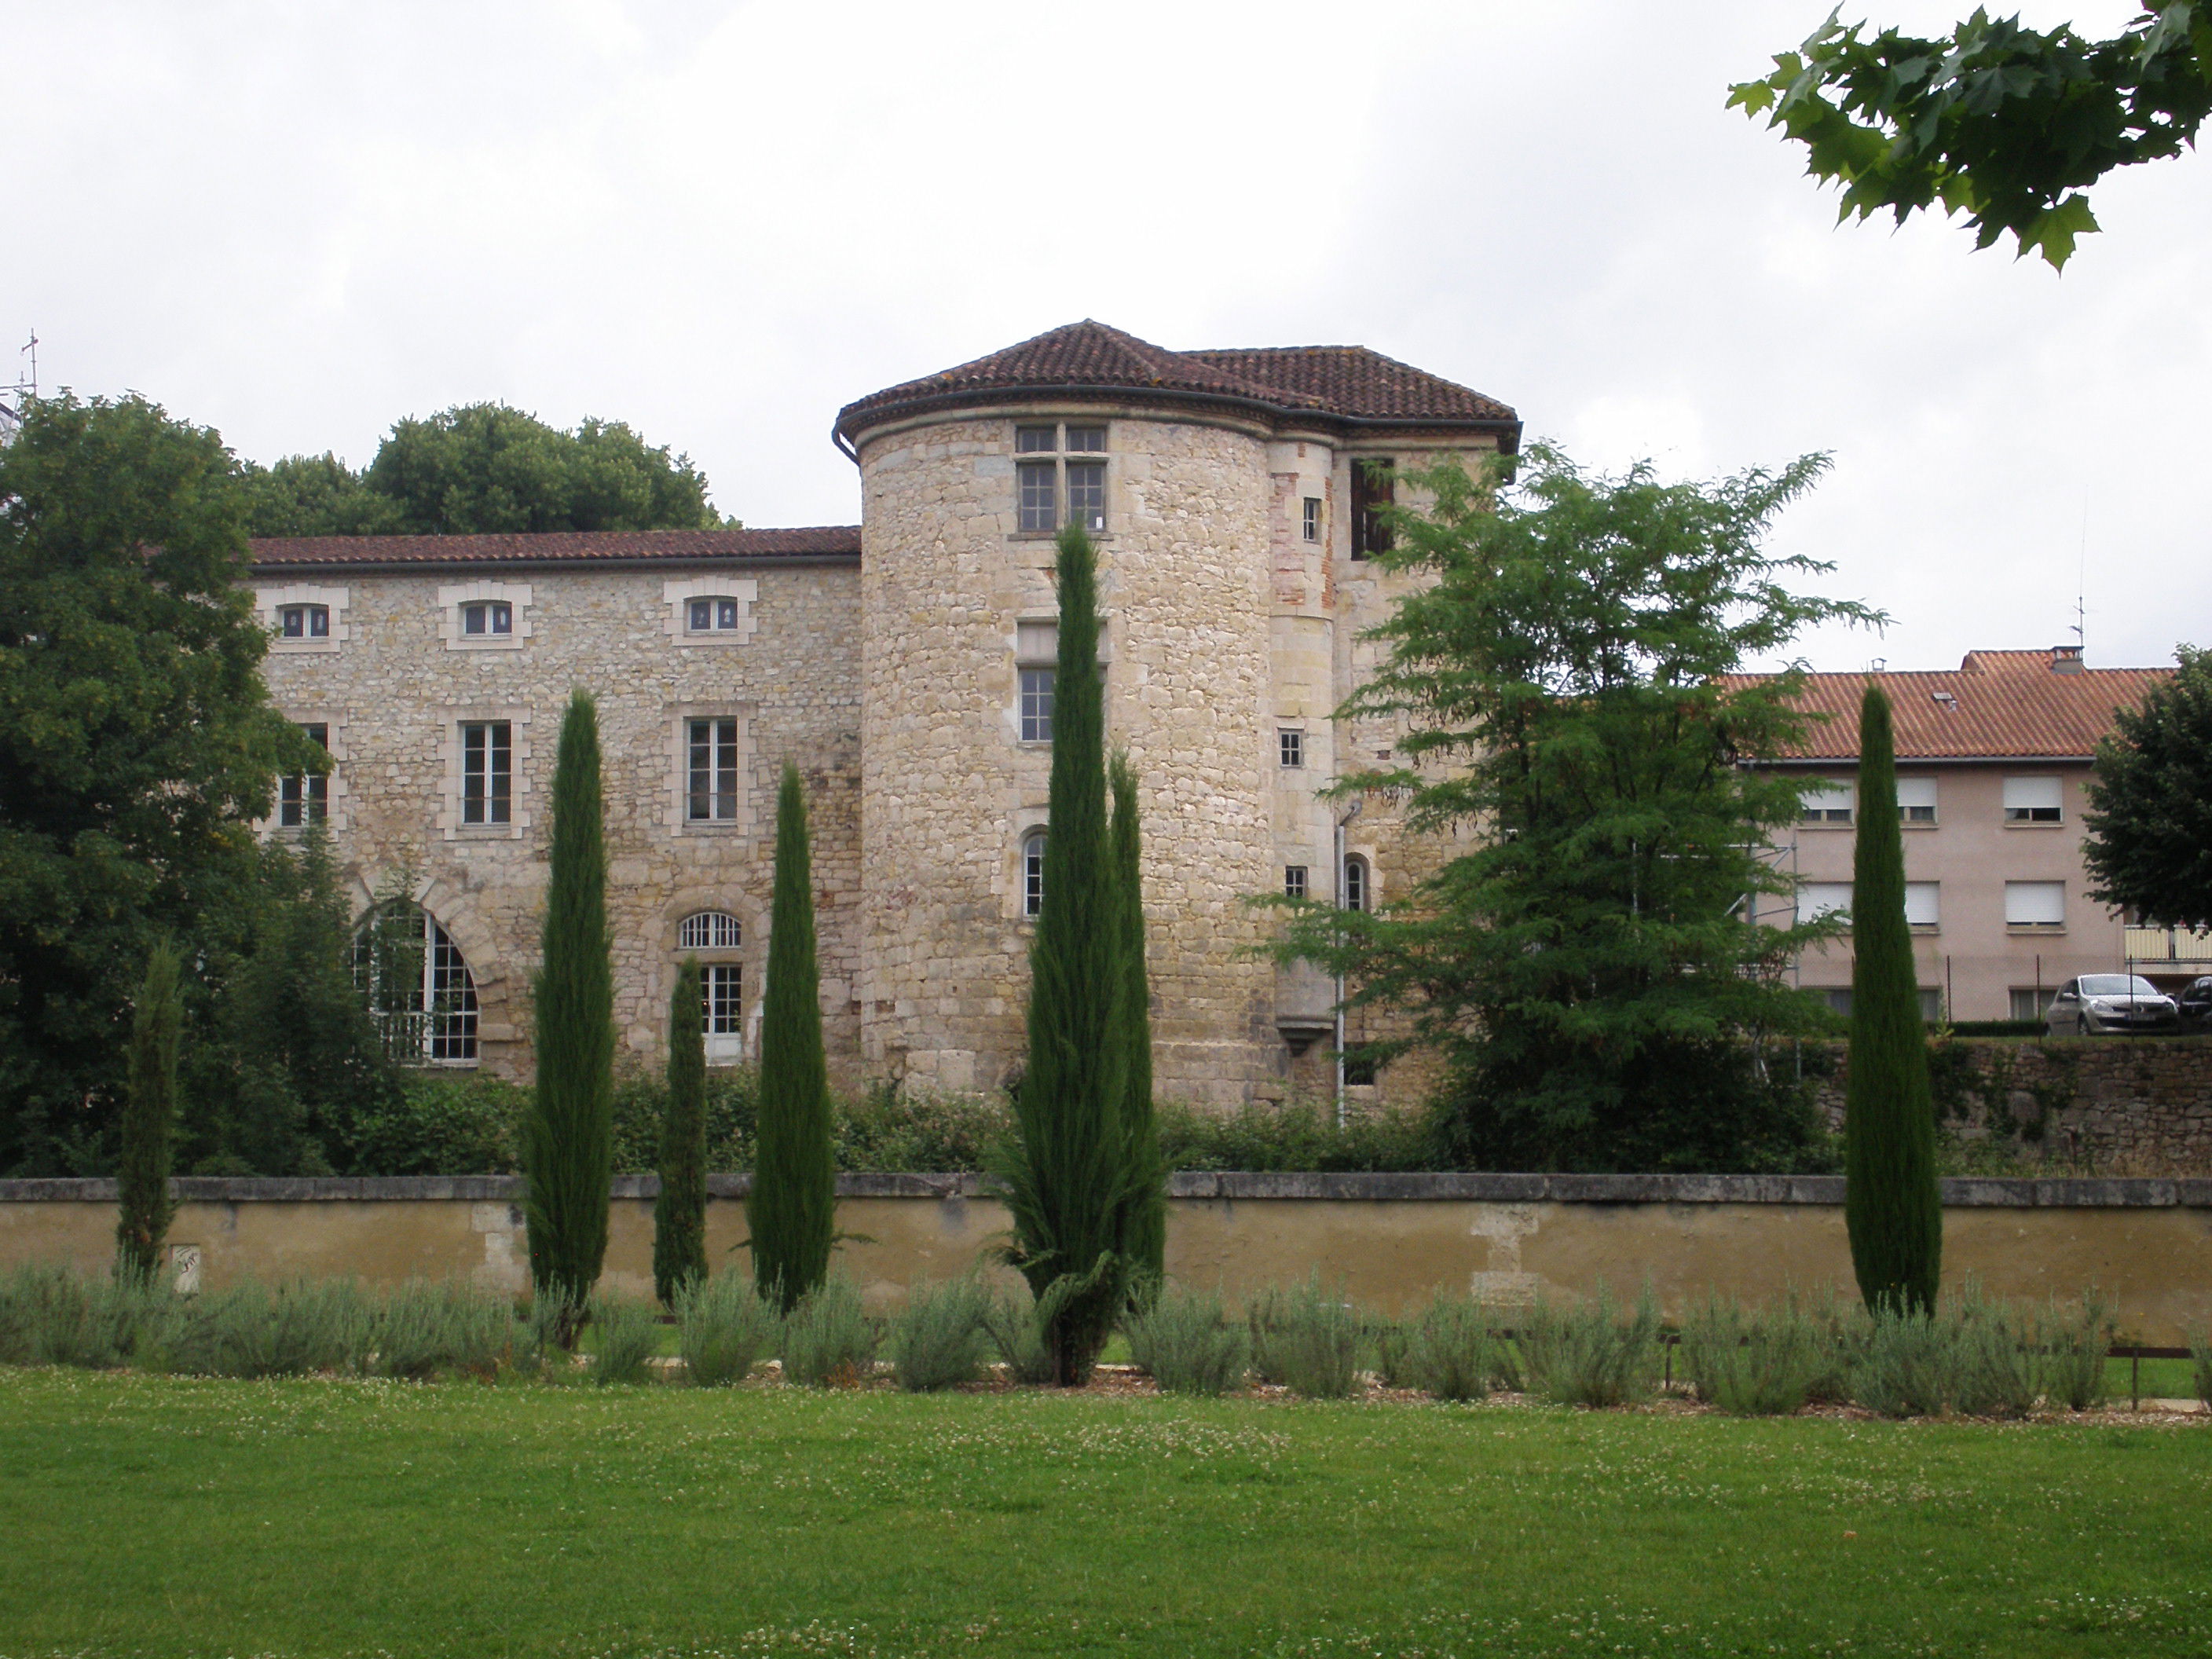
[[2044, 975, 2181, 1036], [2178, 976, 2212, 1032]]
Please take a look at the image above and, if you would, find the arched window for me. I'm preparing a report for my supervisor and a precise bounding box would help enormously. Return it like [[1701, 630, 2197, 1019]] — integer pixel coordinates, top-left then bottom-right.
[[1023, 830, 1047, 917], [1342, 855, 1368, 914], [354, 906, 479, 1064], [676, 911, 744, 1064]]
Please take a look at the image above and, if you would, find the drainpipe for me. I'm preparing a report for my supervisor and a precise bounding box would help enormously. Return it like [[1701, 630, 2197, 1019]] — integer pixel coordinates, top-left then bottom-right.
[[1334, 797, 1364, 1128]]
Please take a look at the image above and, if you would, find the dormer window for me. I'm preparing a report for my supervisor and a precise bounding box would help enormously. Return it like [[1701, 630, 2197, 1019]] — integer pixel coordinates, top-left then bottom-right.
[[461, 601, 512, 637], [687, 597, 744, 634], [278, 604, 330, 639]]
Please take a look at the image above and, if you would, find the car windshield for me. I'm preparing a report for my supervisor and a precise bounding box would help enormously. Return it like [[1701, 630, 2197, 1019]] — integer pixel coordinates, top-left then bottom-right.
[[2079, 976, 2160, 998]]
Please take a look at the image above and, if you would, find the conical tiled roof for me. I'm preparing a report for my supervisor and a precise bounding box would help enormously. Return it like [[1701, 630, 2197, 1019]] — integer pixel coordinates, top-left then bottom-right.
[[835, 320, 1518, 449]]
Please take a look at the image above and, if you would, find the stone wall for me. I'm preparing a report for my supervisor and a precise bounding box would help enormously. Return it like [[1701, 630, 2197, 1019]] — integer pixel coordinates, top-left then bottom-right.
[[255, 559, 865, 1082], [1807, 1035, 2212, 1172], [7, 1173, 2209, 1342]]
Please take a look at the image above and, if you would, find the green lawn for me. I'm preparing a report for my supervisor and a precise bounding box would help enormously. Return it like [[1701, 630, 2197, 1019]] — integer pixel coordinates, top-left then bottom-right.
[[2, 1370, 2209, 1658]]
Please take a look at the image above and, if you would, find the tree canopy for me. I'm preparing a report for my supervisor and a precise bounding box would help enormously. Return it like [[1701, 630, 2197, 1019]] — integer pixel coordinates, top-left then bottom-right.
[[1731, 5, 2212, 266], [1271, 446, 1879, 1172], [0, 394, 320, 1172], [241, 403, 733, 537], [2082, 643, 2212, 931]]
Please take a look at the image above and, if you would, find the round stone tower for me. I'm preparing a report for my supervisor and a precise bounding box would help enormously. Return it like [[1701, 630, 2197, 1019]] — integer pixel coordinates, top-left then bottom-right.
[[834, 320, 1518, 1107]]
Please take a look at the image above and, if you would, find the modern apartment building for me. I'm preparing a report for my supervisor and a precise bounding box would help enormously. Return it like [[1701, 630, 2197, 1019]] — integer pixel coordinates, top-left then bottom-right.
[[1745, 646, 2197, 1022]]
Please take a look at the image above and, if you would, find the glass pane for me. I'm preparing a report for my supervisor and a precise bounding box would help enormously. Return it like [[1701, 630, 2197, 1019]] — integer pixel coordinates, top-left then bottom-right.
[[1024, 833, 1046, 916], [489, 603, 512, 635], [1017, 461, 1057, 532], [307, 606, 330, 637], [1015, 426, 1057, 453], [717, 599, 738, 631], [1020, 668, 1055, 742], [1064, 425, 1106, 452], [703, 964, 743, 1035], [463, 606, 485, 635], [1067, 461, 1105, 530], [1284, 866, 1308, 899], [690, 599, 712, 630], [487, 723, 511, 822], [280, 607, 304, 637]]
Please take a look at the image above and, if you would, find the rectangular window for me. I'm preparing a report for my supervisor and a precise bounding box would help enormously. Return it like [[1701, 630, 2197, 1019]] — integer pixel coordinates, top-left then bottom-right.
[[1897, 777, 1938, 823], [1350, 456, 1393, 560], [1798, 881, 1852, 924], [460, 721, 511, 825], [1284, 865, 1309, 900], [687, 718, 740, 822], [1020, 668, 1055, 742], [1017, 461, 1057, 533], [2011, 987, 2058, 1022], [1800, 781, 1855, 825], [1918, 988, 1943, 1023], [1065, 460, 1107, 532], [2005, 881, 2066, 928], [279, 723, 329, 828], [462, 601, 512, 637], [1064, 424, 1107, 452], [2003, 776, 2064, 823], [1279, 728, 1305, 768], [1015, 425, 1057, 453], [702, 964, 742, 1037], [1819, 988, 1852, 1017], [1302, 496, 1322, 543], [1905, 881, 1940, 930]]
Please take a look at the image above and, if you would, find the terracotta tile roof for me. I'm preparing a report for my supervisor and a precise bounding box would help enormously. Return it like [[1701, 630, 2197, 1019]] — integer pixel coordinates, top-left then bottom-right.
[[247, 526, 861, 569], [1726, 650, 2173, 761], [834, 320, 1518, 447]]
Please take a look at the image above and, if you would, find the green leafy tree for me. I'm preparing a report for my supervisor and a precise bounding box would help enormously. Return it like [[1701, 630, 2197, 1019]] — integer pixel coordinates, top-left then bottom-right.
[[115, 940, 182, 1285], [0, 393, 317, 1175], [995, 526, 1156, 1384], [1270, 447, 1877, 1173], [654, 956, 710, 1306], [2083, 644, 2212, 929], [1844, 687, 1943, 1317], [1110, 751, 1166, 1294], [243, 404, 731, 537], [525, 692, 616, 1337], [1731, 6, 2212, 267], [749, 764, 837, 1312]]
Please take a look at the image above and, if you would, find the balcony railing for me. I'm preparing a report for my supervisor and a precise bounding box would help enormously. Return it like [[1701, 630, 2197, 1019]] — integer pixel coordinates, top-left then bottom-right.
[[2125, 925, 2212, 965]]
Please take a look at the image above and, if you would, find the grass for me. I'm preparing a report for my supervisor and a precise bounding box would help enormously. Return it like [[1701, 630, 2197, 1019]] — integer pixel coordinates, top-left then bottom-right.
[[2, 1370, 2208, 1657]]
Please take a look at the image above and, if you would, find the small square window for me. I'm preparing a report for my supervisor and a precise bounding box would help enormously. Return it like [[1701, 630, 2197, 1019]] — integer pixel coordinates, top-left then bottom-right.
[[1016, 426, 1057, 453], [1302, 497, 1321, 543], [1284, 865, 1309, 900], [462, 601, 512, 637], [2003, 776, 2064, 824], [279, 603, 331, 639], [1279, 729, 1305, 768], [687, 595, 744, 634], [1064, 425, 1107, 452]]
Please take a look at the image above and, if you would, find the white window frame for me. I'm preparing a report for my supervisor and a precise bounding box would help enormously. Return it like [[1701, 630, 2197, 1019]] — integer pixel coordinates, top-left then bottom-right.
[[666, 706, 753, 835], [1897, 776, 1939, 825], [258, 583, 350, 655], [662, 576, 760, 646], [1302, 496, 1323, 544], [1905, 881, 1940, 931], [437, 581, 533, 652], [2005, 881, 2066, 929], [1279, 728, 1306, 769], [1342, 855, 1368, 913], [676, 910, 747, 1065], [357, 905, 480, 1067], [278, 722, 331, 830], [459, 720, 513, 827], [1021, 828, 1048, 918], [685, 716, 742, 824], [2003, 775, 2064, 825], [435, 705, 533, 839], [1284, 865, 1309, 900], [1800, 780, 1855, 826], [1798, 881, 1853, 925]]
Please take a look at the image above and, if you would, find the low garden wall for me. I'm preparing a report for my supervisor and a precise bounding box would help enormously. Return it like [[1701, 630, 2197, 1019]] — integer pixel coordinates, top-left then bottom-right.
[[5, 1173, 2210, 1342], [1806, 1035, 2212, 1170]]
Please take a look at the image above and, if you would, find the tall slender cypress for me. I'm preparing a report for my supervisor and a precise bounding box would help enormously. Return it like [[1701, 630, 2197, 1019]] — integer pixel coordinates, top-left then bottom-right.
[[1844, 686, 1943, 1316], [654, 955, 709, 1306], [997, 525, 1149, 1384], [749, 762, 836, 1312], [115, 939, 181, 1286], [525, 690, 616, 1335], [1110, 751, 1166, 1295]]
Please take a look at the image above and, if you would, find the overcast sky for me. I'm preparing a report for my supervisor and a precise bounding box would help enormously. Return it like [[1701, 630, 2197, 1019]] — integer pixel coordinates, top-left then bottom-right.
[[8, 0, 2204, 672]]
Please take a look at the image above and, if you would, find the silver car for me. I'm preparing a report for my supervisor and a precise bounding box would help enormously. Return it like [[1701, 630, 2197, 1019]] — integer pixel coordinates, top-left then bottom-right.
[[2044, 975, 2181, 1035]]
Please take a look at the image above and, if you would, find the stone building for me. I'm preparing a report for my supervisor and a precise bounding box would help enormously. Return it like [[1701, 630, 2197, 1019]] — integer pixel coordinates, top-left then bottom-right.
[[251, 320, 1520, 1106]]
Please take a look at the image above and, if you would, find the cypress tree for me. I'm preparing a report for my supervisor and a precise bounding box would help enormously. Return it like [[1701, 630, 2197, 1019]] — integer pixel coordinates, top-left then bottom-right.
[[654, 955, 709, 1306], [1110, 751, 1166, 1295], [997, 525, 1150, 1384], [1844, 686, 1943, 1316], [525, 690, 616, 1338], [115, 940, 181, 1286], [749, 762, 836, 1312]]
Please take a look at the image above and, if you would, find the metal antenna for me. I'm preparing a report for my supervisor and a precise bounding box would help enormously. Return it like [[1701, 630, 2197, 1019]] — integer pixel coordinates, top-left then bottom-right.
[[2073, 488, 2088, 659]]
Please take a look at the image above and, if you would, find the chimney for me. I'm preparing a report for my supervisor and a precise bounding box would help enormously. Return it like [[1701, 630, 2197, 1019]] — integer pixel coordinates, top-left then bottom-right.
[[2051, 644, 2085, 675]]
